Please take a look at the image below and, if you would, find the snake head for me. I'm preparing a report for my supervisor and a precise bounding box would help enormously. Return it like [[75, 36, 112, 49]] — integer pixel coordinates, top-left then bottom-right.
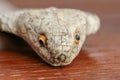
[[16, 8, 100, 66]]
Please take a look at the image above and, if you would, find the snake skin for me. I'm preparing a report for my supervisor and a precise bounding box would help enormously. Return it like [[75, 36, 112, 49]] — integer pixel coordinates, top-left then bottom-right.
[[0, 7, 100, 66]]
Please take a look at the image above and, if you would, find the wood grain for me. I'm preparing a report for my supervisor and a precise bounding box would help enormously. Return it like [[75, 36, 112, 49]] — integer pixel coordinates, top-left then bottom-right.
[[0, 0, 120, 80]]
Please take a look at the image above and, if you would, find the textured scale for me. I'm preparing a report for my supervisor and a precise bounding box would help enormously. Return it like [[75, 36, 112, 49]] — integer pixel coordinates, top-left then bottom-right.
[[0, 1, 100, 66]]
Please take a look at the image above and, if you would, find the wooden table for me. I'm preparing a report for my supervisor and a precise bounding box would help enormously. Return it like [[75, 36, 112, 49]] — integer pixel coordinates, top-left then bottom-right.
[[0, 0, 120, 80]]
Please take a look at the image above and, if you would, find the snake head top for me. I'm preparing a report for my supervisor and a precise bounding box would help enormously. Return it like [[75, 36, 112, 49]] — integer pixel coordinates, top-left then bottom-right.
[[0, 7, 100, 66]]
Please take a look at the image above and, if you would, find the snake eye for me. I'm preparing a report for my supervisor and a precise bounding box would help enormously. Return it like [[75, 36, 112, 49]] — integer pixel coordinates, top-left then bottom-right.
[[39, 34, 47, 46], [75, 34, 80, 40], [75, 34, 80, 44]]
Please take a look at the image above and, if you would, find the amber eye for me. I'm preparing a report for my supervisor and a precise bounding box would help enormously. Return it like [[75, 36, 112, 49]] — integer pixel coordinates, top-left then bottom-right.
[[39, 34, 47, 46], [75, 34, 80, 44]]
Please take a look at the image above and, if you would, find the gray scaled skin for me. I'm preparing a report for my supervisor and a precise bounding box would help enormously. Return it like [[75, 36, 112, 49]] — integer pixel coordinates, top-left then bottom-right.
[[0, 7, 100, 66]]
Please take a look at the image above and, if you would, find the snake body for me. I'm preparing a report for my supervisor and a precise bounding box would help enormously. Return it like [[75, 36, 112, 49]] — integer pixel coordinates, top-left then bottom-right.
[[0, 1, 100, 66]]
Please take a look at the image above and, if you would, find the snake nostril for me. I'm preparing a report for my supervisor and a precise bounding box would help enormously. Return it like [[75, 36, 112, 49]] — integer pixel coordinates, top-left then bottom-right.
[[50, 54, 67, 64], [50, 57, 55, 63], [57, 54, 66, 62]]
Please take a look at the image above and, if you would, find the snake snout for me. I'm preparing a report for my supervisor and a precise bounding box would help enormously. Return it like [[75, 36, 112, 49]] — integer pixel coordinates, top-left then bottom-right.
[[50, 54, 70, 66]]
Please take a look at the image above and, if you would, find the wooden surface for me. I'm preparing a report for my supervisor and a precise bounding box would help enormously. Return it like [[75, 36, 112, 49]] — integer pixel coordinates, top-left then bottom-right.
[[0, 0, 120, 80]]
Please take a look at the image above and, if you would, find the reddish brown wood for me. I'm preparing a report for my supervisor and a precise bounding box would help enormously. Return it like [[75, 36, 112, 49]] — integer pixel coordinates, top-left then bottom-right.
[[0, 0, 120, 80]]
